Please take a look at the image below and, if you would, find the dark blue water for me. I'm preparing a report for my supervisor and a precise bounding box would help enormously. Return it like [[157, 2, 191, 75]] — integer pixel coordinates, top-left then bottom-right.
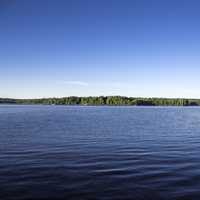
[[1, 105, 200, 200]]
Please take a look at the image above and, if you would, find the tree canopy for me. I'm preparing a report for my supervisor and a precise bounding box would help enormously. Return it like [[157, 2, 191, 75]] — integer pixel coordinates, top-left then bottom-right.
[[0, 96, 200, 106]]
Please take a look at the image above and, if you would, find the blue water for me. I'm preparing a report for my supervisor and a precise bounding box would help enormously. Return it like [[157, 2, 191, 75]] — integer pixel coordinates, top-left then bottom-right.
[[1, 105, 200, 200]]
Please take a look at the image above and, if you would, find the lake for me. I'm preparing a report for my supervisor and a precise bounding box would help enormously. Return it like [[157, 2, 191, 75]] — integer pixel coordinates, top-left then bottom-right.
[[1, 105, 200, 200]]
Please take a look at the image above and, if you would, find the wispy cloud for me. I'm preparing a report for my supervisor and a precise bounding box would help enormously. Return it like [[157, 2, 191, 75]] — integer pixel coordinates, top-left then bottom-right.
[[58, 81, 89, 86]]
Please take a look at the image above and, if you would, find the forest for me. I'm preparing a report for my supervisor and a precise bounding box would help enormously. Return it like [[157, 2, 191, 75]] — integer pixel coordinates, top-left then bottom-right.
[[0, 96, 200, 106]]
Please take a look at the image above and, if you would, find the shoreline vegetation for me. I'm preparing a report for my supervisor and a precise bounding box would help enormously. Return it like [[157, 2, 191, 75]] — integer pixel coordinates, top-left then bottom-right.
[[1, 96, 200, 106]]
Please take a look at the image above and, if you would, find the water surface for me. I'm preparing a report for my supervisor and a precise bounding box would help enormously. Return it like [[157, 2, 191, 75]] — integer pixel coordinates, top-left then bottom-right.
[[1, 105, 200, 200]]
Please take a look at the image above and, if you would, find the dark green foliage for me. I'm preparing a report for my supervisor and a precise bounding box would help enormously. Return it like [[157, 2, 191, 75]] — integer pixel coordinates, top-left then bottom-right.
[[1, 97, 200, 106], [133, 99, 155, 106]]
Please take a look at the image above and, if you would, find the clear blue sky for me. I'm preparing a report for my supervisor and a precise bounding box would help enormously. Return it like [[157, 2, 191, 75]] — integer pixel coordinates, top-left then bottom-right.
[[1, 0, 200, 98]]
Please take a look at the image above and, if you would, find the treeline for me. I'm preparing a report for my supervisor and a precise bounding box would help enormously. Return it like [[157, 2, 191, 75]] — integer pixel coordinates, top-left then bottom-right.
[[1, 96, 200, 106], [0, 98, 17, 104]]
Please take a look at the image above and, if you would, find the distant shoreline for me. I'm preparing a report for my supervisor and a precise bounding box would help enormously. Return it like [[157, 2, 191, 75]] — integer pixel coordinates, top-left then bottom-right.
[[1, 96, 200, 106]]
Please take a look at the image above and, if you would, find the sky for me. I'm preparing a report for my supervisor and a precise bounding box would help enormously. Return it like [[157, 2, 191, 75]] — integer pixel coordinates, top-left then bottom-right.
[[1, 0, 200, 98]]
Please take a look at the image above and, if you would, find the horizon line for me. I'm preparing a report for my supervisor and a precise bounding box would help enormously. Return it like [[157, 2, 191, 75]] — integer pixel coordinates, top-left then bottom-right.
[[2, 96, 200, 100]]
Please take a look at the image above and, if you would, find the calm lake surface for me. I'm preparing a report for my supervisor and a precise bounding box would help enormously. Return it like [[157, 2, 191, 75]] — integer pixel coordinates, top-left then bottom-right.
[[1, 105, 200, 200]]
